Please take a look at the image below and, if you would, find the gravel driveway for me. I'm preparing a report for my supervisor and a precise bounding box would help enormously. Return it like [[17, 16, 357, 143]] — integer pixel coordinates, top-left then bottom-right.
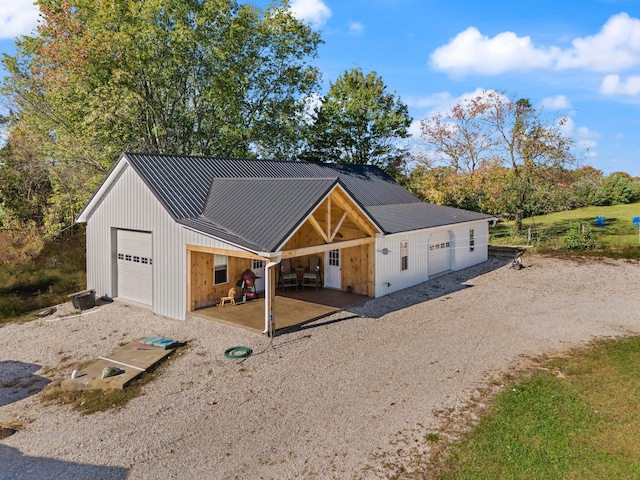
[[1, 254, 639, 479]]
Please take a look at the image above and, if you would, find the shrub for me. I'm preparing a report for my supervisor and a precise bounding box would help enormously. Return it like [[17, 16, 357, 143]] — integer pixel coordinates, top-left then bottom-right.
[[562, 222, 598, 250]]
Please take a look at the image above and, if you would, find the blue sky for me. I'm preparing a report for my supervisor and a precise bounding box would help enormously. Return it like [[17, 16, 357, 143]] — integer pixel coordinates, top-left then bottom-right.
[[1, 0, 639, 175]]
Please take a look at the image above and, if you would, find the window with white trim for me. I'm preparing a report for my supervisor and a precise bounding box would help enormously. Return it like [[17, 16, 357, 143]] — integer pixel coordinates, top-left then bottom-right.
[[400, 241, 408, 271], [214, 255, 228, 285]]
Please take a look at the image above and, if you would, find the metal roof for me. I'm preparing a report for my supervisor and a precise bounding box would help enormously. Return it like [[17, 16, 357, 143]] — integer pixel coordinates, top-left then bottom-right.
[[123, 152, 419, 218], [86, 152, 494, 250], [201, 177, 338, 252], [367, 203, 494, 233]]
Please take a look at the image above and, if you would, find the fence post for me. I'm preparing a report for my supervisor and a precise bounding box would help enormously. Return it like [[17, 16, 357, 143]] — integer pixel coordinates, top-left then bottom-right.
[[527, 227, 531, 243]]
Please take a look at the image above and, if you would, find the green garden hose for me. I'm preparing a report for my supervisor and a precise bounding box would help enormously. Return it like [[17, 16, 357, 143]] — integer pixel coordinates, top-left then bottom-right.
[[224, 346, 253, 359], [224, 316, 275, 361]]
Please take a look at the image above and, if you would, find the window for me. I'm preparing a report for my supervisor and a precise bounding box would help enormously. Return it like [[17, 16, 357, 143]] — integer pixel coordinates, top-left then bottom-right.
[[252, 259, 265, 270], [470, 229, 475, 252], [328, 249, 340, 267], [214, 255, 228, 285], [400, 241, 408, 271]]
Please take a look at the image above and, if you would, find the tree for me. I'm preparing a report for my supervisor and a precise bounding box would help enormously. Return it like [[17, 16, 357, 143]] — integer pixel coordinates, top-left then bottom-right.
[[593, 173, 640, 206], [420, 90, 576, 231], [304, 68, 412, 172], [0, 121, 52, 226], [1, 0, 322, 234], [420, 93, 498, 174]]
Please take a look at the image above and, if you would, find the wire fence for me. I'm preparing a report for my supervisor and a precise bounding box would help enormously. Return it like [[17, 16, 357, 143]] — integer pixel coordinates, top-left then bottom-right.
[[489, 221, 640, 248]]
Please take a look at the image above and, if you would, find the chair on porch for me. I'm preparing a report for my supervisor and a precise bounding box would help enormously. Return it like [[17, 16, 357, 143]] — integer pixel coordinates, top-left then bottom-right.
[[301, 255, 322, 290], [279, 258, 298, 291]]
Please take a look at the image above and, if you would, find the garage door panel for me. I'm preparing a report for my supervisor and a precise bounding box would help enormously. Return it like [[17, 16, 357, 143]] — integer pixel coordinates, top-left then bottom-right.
[[429, 231, 451, 276], [117, 230, 152, 306]]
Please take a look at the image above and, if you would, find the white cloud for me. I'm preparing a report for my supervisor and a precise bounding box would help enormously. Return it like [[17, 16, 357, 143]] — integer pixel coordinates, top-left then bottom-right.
[[600, 74, 640, 96], [559, 116, 574, 136], [556, 13, 640, 72], [289, 0, 331, 28], [406, 91, 455, 110], [408, 120, 422, 138], [430, 13, 640, 78], [430, 27, 557, 75], [577, 126, 600, 140], [541, 95, 571, 110], [575, 125, 600, 154], [0, 0, 39, 39], [348, 21, 365, 36]]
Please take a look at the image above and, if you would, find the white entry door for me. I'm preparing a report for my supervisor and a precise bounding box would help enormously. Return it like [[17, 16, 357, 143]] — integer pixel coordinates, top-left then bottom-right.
[[324, 249, 341, 289], [117, 230, 152, 305], [251, 260, 265, 292]]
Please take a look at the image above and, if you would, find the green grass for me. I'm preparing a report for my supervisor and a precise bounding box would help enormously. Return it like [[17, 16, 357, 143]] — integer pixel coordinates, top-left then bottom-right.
[[0, 232, 86, 325], [490, 202, 640, 258], [438, 337, 640, 479], [42, 371, 156, 415]]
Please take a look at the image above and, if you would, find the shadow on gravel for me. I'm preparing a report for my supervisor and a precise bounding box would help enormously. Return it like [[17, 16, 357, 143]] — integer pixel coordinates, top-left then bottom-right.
[[0, 445, 129, 480], [348, 254, 509, 320], [296, 315, 361, 332], [0, 361, 51, 407]]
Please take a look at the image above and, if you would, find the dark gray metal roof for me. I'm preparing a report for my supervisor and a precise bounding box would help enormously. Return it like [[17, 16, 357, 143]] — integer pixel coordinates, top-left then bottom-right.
[[367, 203, 494, 233], [117, 152, 492, 250], [124, 152, 419, 219], [201, 177, 338, 252]]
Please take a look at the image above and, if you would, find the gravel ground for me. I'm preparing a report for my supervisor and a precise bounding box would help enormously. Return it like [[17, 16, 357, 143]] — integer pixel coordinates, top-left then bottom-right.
[[1, 253, 639, 479]]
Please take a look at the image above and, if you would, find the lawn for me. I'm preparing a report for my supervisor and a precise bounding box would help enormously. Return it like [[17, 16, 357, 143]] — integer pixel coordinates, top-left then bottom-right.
[[437, 337, 640, 479], [490, 203, 640, 256]]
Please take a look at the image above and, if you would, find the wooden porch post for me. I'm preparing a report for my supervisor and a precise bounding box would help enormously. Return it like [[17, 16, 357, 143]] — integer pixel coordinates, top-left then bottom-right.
[[367, 241, 375, 297]]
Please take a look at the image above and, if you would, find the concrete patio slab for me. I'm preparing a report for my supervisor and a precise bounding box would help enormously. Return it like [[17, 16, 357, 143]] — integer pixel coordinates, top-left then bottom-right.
[[191, 296, 337, 334]]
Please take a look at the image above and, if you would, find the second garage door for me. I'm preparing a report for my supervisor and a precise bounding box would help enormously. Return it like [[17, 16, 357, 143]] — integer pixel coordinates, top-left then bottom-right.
[[117, 230, 152, 306], [428, 230, 451, 276]]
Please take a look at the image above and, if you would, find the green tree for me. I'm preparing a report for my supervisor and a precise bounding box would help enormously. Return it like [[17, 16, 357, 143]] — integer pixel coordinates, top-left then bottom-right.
[[592, 173, 640, 206], [304, 68, 412, 172], [0, 121, 52, 226], [1, 0, 322, 234]]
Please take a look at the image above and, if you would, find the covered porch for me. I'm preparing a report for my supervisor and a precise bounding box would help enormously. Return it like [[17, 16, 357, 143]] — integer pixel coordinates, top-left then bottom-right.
[[190, 289, 369, 334], [186, 183, 380, 332]]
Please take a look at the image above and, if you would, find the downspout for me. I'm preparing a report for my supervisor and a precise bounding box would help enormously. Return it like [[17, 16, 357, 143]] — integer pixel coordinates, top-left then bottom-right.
[[264, 254, 282, 334]]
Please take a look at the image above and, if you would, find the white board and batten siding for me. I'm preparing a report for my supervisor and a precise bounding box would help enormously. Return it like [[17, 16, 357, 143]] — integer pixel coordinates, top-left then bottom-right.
[[374, 220, 490, 298]]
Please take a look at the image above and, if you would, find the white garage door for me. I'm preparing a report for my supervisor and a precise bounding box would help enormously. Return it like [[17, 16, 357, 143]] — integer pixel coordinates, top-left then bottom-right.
[[117, 230, 152, 306], [428, 231, 451, 276]]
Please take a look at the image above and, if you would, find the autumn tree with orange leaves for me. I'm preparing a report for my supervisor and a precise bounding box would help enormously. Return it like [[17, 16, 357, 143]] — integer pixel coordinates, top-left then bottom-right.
[[419, 90, 576, 232]]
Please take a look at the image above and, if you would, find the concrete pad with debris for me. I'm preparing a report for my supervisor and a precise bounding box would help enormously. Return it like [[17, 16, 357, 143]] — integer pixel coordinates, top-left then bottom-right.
[[61, 338, 180, 391]]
